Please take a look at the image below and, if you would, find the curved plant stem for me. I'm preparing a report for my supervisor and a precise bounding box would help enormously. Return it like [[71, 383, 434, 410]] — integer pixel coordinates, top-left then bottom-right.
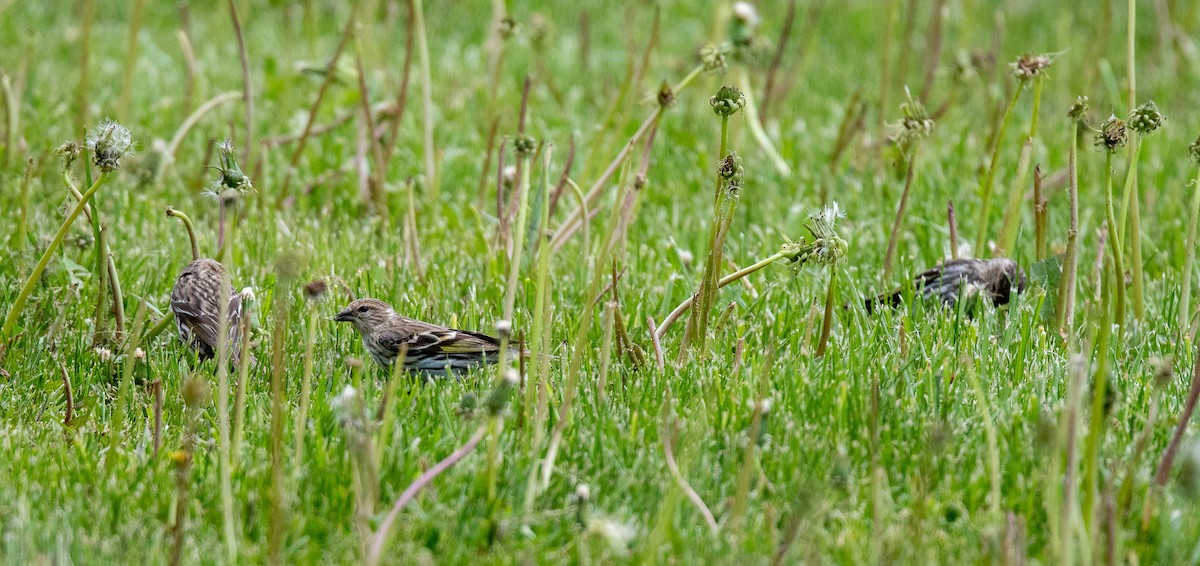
[[368, 425, 487, 566], [657, 248, 792, 342], [157, 91, 242, 180], [663, 414, 719, 534], [166, 207, 200, 261], [737, 67, 791, 177], [3, 172, 108, 338]]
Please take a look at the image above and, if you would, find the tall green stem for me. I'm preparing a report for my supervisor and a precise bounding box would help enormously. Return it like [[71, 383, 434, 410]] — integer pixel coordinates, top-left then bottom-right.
[[1180, 167, 1200, 330], [882, 144, 919, 282], [997, 77, 1043, 255], [1119, 139, 1145, 319], [681, 114, 732, 356], [974, 85, 1023, 253], [1103, 152, 1126, 328], [1057, 120, 1080, 337], [3, 172, 108, 338]]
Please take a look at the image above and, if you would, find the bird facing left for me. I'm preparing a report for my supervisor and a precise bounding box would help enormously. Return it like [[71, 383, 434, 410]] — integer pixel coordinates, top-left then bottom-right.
[[333, 297, 515, 377], [170, 258, 245, 366]]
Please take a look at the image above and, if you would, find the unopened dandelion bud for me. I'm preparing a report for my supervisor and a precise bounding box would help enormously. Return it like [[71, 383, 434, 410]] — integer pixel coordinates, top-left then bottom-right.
[[1128, 100, 1164, 135], [710, 85, 745, 117], [485, 368, 519, 416], [514, 135, 537, 157]]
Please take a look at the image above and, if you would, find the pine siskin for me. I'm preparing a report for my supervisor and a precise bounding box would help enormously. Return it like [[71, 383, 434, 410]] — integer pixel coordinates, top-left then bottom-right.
[[866, 258, 1027, 313], [170, 258, 245, 365], [334, 298, 515, 377]]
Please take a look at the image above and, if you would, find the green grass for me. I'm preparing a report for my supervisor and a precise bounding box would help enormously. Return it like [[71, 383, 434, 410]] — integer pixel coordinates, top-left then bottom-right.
[[3, 0, 1200, 563]]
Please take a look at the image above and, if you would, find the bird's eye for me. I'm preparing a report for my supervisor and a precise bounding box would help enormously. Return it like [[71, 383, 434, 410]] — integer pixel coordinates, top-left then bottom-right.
[[358, 306, 369, 313]]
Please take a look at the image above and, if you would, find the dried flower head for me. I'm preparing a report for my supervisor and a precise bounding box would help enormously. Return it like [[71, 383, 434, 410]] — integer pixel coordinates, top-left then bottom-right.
[[1127, 100, 1164, 135], [1011, 53, 1053, 81], [1190, 135, 1200, 167], [85, 119, 135, 173], [656, 80, 676, 108], [710, 85, 746, 117], [1067, 96, 1089, 120], [1095, 115, 1128, 152], [700, 44, 728, 74], [56, 141, 82, 169], [303, 279, 329, 303], [889, 88, 934, 147], [717, 152, 744, 190]]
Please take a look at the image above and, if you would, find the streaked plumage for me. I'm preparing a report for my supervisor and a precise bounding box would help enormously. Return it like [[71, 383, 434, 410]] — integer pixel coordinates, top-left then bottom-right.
[[334, 298, 511, 377], [170, 258, 244, 365], [866, 258, 1027, 313]]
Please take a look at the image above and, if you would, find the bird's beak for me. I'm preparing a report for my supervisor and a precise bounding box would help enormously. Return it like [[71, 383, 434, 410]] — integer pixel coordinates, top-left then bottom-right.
[[333, 309, 353, 322]]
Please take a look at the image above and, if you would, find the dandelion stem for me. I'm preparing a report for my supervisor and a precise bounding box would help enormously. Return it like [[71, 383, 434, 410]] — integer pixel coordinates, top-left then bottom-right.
[[3, 172, 108, 338], [882, 144, 920, 282], [657, 248, 792, 342], [997, 76, 1043, 256], [1180, 167, 1200, 330], [1102, 152, 1126, 328], [975, 84, 1023, 253], [1057, 120, 1081, 338]]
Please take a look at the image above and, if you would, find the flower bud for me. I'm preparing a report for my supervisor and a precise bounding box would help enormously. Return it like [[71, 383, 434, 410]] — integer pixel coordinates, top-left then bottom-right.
[[710, 85, 746, 117], [1127, 100, 1164, 135]]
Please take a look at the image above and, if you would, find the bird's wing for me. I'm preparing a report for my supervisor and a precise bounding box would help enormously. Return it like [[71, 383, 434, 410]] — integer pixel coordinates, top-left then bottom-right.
[[376, 323, 501, 358], [171, 288, 241, 353]]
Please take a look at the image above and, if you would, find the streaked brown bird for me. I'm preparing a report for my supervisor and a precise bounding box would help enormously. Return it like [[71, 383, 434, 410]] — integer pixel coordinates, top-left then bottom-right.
[[170, 258, 244, 365], [334, 298, 512, 376], [865, 258, 1027, 313]]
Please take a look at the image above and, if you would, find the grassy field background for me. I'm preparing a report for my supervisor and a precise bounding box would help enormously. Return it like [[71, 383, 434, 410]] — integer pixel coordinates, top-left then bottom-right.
[[3, 0, 1200, 563]]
